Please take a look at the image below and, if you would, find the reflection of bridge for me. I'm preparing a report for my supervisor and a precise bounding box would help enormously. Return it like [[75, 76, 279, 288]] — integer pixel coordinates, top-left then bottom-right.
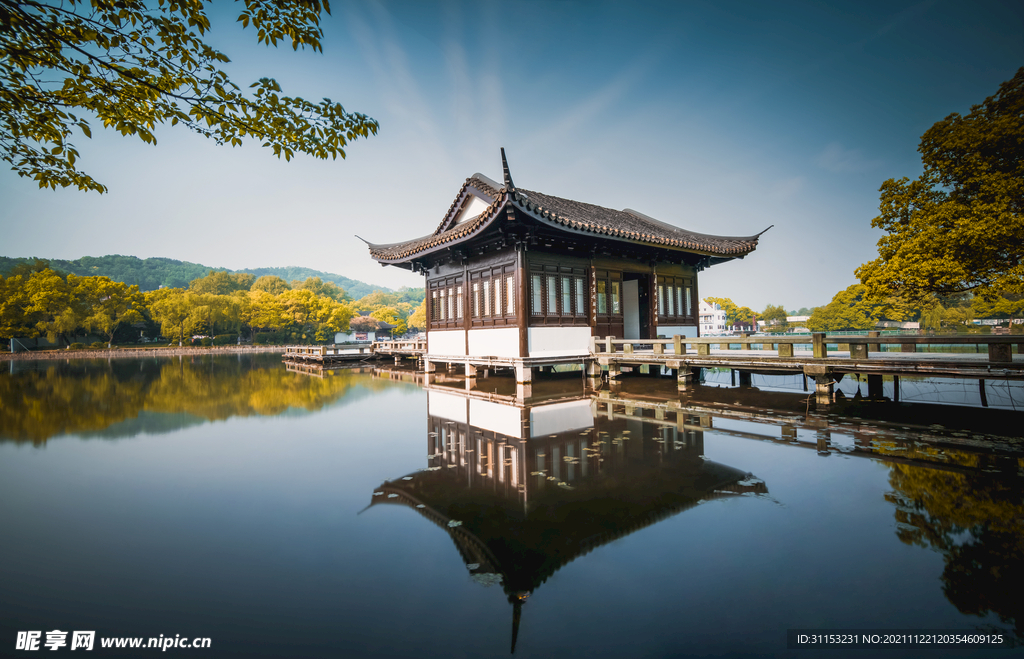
[[365, 385, 767, 652]]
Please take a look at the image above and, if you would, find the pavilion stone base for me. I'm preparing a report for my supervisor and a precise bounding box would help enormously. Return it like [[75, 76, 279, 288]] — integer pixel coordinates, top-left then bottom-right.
[[422, 354, 590, 384]]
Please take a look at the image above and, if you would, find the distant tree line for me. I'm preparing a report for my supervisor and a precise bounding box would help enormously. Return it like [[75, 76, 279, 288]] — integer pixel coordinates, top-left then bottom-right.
[[0, 261, 428, 350], [0, 254, 396, 299]]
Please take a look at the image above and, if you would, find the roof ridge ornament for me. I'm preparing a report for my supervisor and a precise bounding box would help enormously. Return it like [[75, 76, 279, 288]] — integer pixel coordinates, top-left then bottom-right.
[[500, 147, 515, 191]]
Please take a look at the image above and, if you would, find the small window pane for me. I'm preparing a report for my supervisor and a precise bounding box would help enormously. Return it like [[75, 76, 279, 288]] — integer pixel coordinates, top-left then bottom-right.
[[494, 279, 502, 317], [611, 281, 620, 314], [597, 281, 607, 314], [561, 276, 571, 315], [575, 277, 585, 316], [531, 275, 543, 315], [472, 282, 480, 318], [506, 276, 515, 315], [685, 286, 692, 316], [439, 289, 447, 321], [658, 285, 665, 316], [547, 275, 557, 315], [667, 285, 674, 316], [456, 286, 463, 319], [483, 279, 491, 317]]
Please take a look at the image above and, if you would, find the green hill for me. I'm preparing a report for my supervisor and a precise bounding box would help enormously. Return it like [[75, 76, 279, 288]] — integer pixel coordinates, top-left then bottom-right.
[[0, 255, 389, 298]]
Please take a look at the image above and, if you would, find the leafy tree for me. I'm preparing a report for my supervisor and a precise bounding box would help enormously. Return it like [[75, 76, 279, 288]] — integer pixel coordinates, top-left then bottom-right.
[[0, 274, 35, 345], [243, 290, 286, 341], [349, 315, 378, 332], [759, 304, 788, 332], [354, 291, 400, 315], [704, 297, 754, 327], [81, 277, 144, 347], [1, 0, 379, 193], [251, 275, 291, 295], [407, 299, 426, 331], [23, 269, 86, 346], [807, 285, 882, 332], [857, 68, 1024, 301], [189, 270, 255, 295], [311, 297, 353, 342], [369, 306, 406, 336], [147, 288, 198, 346], [297, 276, 346, 301]]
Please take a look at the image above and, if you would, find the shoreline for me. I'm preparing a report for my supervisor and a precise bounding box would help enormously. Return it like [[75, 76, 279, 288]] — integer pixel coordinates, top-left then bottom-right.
[[0, 345, 288, 361]]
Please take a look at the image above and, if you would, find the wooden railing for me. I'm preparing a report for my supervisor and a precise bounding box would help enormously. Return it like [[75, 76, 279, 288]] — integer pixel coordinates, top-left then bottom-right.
[[372, 339, 427, 353], [284, 345, 373, 357], [590, 333, 1023, 363]]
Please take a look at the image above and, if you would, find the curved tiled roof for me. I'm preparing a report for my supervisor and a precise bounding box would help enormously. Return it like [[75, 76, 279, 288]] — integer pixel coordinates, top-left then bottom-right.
[[364, 164, 768, 263], [513, 189, 767, 256]]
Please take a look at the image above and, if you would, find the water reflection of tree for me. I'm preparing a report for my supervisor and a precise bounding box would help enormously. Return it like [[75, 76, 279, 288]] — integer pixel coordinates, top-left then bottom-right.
[[885, 450, 1024, 640], [0, 357, 389, 444]]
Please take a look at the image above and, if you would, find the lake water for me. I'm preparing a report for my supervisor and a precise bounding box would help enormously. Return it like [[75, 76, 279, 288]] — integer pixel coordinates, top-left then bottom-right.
[[1, 355, 1021, 657]]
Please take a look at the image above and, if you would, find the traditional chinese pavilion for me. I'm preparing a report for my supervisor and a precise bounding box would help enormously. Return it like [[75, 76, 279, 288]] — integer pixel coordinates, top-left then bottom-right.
[[362, 150, 767, 382]]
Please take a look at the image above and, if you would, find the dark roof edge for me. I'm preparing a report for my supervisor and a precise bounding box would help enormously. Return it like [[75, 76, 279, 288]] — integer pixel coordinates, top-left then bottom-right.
[[622, 209, 770, 243]]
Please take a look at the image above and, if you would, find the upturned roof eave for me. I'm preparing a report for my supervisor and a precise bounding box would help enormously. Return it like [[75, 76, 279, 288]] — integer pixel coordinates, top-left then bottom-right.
[[366, 198, 510, 264]]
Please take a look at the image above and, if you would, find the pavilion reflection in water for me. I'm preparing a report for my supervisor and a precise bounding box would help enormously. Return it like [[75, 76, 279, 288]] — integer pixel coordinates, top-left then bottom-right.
[[367, 382, 768, 652]]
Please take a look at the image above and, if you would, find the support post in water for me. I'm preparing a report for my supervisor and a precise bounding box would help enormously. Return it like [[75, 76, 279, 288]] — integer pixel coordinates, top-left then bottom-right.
[[677, 366, 694, 391], [738, 370, 752, 386], [867, 374, 883, 399], [867, 331, 880, 353], [814, 376, 833, 406]]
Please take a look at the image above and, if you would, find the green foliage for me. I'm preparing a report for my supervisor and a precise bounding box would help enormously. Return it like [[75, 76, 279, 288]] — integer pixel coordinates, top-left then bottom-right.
[[213, 334, 239, 346], [858, 67, 1024, 300], [0, 0, 378, 193], [703, 297, 754, 326], [68, 343, 85, 350], [239, 266, 376, 299], [89, 342, 105, 349], [251, 275, 291, 295], [189, 270, 255, 295], [760, 304, 788, 332], [407, 299, 427, 331], [369, 306, 406, 336], [807, 285, 885, 332]]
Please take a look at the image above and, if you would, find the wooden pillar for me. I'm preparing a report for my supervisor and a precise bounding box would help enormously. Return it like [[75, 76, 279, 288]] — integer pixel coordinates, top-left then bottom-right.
[[867, 331, 880, 353], [778, 342, 794, 357], [697, 342, 710, 356], [979, 379, 988, 407], [608, 362, 622, 380], [814, 376, 833, 406], [515, 364, 532, 384], [738, 370, 752, 386], [850, 342, 868, 359], [867, 374, 883, 399], [988, 343, 1011, 363], [673, 334, 682, 355], [900, 342, 916, 353], [423, 360, 436, 373], [740, 332, 751, 350], [893, 375, 900, 402], [677, 366, 693, 390], [816, 429, 831, 455], [586, 361, 602, 377], [812, 333, 827, 358], [394, 355, 402, 366], [605, 336, 615, 353], [465, 363, 478, 379]]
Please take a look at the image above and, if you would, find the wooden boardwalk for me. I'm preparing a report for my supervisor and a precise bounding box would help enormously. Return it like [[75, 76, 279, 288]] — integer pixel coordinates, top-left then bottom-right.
[[283, 333, 1022, 408], [590, 334, 1023, 405]]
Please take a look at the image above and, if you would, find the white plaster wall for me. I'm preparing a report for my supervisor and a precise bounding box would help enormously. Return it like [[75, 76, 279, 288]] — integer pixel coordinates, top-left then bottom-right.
[[468, 327, 520, 358], [529, 400, 594, 438], [469, 398, 523, 438], [454, 195, 491, 224], [427, 329, 467, 356], [427, 390, 468, 424], [655, 325, 699, 339], [528, 327, 591, 357]]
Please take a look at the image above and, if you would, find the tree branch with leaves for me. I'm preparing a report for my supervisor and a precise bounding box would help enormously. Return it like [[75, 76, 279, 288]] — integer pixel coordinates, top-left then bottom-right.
[[0, 0, 378, 193]]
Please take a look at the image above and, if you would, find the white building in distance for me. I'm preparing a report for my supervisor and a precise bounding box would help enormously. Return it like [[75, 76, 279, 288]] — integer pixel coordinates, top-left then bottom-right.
[[699, 300, 728, 335]]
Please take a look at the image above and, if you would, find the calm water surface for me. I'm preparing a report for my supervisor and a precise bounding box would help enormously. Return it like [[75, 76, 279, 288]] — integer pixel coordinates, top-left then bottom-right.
[[1, 355, 1021, 658]]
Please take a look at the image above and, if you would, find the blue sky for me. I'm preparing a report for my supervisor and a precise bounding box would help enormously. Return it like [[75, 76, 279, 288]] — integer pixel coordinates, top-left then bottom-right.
[[1, 0, 1021, 309]]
